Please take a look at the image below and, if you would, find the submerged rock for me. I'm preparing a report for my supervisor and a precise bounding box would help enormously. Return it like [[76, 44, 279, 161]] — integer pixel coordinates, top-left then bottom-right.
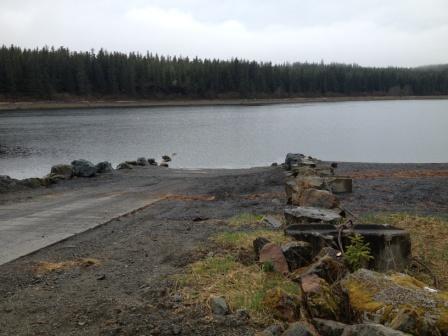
[[71, 159, 97, 177]]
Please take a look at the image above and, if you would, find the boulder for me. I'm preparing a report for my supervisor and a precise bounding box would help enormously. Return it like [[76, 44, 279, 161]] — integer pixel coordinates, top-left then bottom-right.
[[297, 176, 327, 190], [208, 295, 229, 315], [341, 323, 410, 336], [298, 188, 339, 209], [312, 318, 348, 336], [300, 274, 341, 320], [259, 243, 289, 274], [148, 158, 157, 166], [116, 162, 133, 170], [281, 241, 313, 271], [284, 207, 342, 225], [71, 159, 97, 177], [263, 288, 300, 322], [50, 164, 73, 178], [281, 321, 319, 336], [160, 162, 169, 168], [162, 155, 172, 162], [341, 269, 448, 335], [95, 161, 113, 173], [253, 237, 271, 258], [271, 162, 279, 167], [136, 157, 148, 166]]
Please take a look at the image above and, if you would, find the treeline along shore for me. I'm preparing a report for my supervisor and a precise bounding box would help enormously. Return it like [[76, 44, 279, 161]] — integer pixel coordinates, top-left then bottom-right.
[[1, 45, 448, 100]]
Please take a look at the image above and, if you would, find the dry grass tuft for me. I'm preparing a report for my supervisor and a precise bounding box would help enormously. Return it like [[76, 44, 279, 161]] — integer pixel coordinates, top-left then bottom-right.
[[175, 255, 300, 324], [34, 258, 100, 274], [362, 213, 448, 289], [212, 230, 292, 251], [227, 213, 264, 227]]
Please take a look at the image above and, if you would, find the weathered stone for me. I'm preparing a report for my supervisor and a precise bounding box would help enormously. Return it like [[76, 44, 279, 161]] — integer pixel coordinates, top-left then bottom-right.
[[95, 161, 113, 173], [388, 307, 440, 336], [281, 241, 313, 271], [116, 162, 133, 170], [257, 324, 284, 336], [326, 177, 353, 194], [160, 162, 169, 168], [259, 243, 289, 274], [264, 215, 283, 229], [263, 288, 300, 322], [253, 237, 271, 258], [19, 177, 44, 188], [136, 157, 148, 166], [162, 155, 172, 162], [281, 321, 319, 336], [341, 269, 448, 335], [341, 323, 409, 336], [297, 255, 348, 285], [148, 158, 157, 166], [285, 153, 305, 171], [209, 295, 229, 315], [284, 207, 342, 225], [125, 160, 138, 166], [298, 188, 339, 209], [297, 176, 327, 190], [293, 166, 334, 177], [71, 159, 97, 177], [50, 164, 73, 178], [300, 274, 341, 320], [313, 318, 348, 336]]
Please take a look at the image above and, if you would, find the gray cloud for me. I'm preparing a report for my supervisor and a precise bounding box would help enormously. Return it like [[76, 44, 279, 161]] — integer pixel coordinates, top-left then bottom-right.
[[0, 0, 447, 66]]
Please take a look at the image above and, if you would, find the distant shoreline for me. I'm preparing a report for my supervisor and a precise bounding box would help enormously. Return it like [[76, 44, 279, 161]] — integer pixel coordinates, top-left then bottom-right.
[[1, 95, 448, 111]]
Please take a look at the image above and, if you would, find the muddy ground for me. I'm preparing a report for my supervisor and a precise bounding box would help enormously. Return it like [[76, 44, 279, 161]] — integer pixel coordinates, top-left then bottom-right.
[[0, 162, 447, 335]]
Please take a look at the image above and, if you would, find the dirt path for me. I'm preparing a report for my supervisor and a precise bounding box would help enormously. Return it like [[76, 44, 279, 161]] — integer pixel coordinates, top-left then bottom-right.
[[0, 163, 447, 335]]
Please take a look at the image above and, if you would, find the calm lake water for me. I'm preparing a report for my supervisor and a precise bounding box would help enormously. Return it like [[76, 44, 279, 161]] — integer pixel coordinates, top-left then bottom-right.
[[1, 99, 448, 179]]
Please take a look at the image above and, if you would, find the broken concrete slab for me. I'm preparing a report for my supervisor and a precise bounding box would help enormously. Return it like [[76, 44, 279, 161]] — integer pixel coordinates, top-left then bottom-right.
[[284, 206, 342, 225], [285, 223, 411, 271]]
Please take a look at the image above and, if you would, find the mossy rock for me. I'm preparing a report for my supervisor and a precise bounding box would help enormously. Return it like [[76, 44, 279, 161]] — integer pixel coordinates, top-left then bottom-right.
[[341, 269, 448, 335]]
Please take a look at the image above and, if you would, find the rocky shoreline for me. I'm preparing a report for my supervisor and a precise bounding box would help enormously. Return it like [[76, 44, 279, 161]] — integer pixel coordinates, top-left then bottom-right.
[[0, 156, 447, 335]]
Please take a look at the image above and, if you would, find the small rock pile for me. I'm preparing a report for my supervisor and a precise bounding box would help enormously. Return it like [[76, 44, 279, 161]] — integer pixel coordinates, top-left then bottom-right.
[[245, 153, 448, 335]]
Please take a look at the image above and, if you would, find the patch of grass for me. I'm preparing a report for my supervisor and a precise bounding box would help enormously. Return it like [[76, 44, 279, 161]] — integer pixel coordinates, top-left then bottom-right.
[[212, 230, 292, 250], [33, 258, 100, 274], [175, 255, 300, 324], [228, 213, 264, 227], [361, 213, 448, 289]]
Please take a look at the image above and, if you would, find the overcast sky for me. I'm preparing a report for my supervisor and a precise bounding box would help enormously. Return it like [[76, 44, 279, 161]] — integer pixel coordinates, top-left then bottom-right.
[[1, 0, 447, 67]]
